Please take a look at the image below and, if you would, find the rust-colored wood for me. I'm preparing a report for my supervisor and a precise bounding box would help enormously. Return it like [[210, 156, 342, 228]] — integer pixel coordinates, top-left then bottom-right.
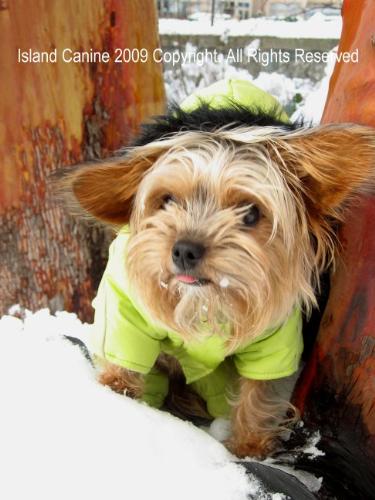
[[293, 1, 375, 497], [322, 0, 375, 126], [0, 1, 165, 319]]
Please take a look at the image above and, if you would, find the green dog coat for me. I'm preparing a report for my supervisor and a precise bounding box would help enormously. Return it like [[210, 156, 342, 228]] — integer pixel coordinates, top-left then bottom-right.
[[90, 79, 303, 417]]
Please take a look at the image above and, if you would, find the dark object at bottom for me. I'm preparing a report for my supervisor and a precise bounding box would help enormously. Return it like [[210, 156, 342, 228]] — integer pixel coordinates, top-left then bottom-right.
[[241, 461, 317, 500], [64, 335, 93, 365]]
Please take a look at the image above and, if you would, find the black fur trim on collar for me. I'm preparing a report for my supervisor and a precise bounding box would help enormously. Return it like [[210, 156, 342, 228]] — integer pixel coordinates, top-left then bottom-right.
[[132, 102, 302, 147]]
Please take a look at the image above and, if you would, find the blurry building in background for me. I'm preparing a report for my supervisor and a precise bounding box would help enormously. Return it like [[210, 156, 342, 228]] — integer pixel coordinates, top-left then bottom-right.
[[252, 0, 300, 16], [157, 0, 342, 18], [157, 0, 215, 18], [222, 1, 253, 20], [157, 0, 253, 18], [245, 0, 342, 17], [157, 1, 176, 16]]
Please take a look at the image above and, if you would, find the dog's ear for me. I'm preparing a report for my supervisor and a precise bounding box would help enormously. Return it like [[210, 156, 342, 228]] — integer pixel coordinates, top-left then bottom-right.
[[275, 124, 375, 217], [62, 147, 163, 225], [270, 124, 375, 267]]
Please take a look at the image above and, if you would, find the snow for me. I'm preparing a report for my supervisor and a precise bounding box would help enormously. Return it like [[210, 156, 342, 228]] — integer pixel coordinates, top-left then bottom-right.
[[271, 494, 287, 500], [302, 431, 325, 459], [0, 308, 271, 500], [159, 13, 342, 40], [206, 418, 231, 442], [163, 40, 336, 124], [161, 10, 339, 124], [263, 459, 323, 494], [262, 429, 325, 493], [290, 47, 337, 124]]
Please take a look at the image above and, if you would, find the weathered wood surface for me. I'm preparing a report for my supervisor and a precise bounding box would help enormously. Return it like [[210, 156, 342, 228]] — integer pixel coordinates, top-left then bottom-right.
[[293, 1, 375, 496], [0, 0, 165, 319]]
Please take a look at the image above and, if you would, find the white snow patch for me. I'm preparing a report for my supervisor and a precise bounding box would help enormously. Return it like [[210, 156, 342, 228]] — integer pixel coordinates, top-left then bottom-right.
[[0, 308, 269, 500], [159, 13, 342, 40], [245, 38, 261, 56], [302, 431, 325, 459], [7, 303, 22, 316], [207, 418, 231, 442]]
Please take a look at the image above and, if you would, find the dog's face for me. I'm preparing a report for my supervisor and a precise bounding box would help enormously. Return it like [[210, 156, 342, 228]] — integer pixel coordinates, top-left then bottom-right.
[[68, 122, 375, 347], [126, 132, 315, 345]]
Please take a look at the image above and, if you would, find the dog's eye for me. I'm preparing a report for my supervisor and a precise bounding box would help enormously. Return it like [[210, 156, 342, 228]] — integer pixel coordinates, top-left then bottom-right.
[[243, 205, 260, 227], [161, 194, 175, 208]]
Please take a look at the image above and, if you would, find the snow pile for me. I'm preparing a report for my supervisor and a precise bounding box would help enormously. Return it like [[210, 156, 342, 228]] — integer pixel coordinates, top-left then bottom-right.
[[159, 13, 342, 40], [0, 308, 272, 500]]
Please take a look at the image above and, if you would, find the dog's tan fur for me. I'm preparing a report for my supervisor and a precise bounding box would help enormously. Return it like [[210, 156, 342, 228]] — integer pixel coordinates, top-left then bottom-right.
[[98, 361, 144, 399], [67, 123, 375, 458]]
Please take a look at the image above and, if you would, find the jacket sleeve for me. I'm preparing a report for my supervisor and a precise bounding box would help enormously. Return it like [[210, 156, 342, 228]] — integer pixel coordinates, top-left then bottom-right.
[[90, 232, 165, 375], [233, 308, 304, 380]]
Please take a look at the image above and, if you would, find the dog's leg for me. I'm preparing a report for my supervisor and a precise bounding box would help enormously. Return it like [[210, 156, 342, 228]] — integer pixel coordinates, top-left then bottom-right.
[[227, 378, 298, 459], [98, 361, 144, 398], [156, 354, 211, 421]]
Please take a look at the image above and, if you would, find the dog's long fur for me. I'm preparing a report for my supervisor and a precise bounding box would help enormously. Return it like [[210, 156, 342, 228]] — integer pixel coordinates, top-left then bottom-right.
[[64, 105, 375, 458]]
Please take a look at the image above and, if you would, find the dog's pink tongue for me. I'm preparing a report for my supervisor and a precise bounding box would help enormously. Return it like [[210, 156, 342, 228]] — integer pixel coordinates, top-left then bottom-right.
[[176, 274, 198, 284]]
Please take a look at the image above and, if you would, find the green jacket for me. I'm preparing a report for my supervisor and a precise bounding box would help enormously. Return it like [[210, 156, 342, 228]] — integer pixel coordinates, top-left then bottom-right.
[[91, 231, 303, 417], [90, 79, 303, 417]]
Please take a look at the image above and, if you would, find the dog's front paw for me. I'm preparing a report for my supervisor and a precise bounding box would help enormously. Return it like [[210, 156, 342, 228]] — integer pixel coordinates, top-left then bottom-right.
[[226, 434, 278, 459], [98, 363, 144, 398]]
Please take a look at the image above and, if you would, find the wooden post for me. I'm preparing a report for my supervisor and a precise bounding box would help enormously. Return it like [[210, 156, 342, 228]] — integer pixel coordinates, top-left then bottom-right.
[[293, 1, 375, 497], [0, 1, 165, 320]]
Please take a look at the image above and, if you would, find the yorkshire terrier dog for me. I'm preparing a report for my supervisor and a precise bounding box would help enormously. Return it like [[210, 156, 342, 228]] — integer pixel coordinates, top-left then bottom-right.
[[65, 80, 375, 459]]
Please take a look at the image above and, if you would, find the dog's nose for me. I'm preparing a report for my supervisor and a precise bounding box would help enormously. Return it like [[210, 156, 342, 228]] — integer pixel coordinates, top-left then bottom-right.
[[172, 240, 205, 271]]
